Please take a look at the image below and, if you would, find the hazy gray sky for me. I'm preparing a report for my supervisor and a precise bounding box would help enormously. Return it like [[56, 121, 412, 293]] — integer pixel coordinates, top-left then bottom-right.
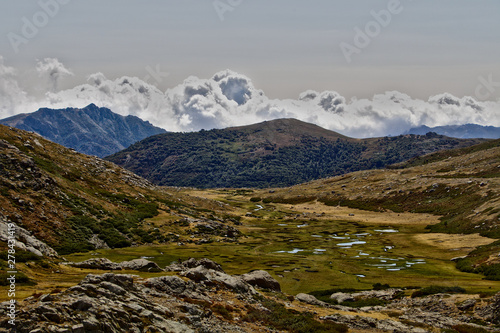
[[1, 0, 500, 100]]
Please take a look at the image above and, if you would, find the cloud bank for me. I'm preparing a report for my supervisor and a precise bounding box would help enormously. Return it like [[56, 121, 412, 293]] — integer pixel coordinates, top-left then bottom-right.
[[1, 57, 499, 138]]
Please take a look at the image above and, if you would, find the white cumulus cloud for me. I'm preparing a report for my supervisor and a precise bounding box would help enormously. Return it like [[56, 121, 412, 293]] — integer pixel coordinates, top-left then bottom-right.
[[1, 56, 500, 138], [0, 56, 34, 118], [36, 58, 73, 92]]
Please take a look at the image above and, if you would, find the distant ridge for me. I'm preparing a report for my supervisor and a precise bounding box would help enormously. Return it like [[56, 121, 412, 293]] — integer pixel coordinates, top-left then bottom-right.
[[107, 118, 485, 188], [406, 124, 500, 139], [0, 104, 166, 157]]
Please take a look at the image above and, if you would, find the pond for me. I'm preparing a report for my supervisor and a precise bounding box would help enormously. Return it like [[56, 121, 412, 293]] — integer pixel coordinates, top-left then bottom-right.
[[273, 223, 427, 271]]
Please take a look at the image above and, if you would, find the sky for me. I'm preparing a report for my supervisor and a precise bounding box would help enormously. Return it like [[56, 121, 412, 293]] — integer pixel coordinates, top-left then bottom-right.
[[1, 0, 499, 137]]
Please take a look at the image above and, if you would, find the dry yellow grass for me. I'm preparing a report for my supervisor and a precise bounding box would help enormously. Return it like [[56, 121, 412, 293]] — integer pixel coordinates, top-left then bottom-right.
[[412, 233, 496, 252], [282, 201, 441, 226]]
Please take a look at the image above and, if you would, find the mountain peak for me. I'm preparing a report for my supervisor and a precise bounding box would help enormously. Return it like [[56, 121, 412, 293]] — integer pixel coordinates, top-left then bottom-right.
[[228, 118, 348, 140], [107, 118, 484, 188], [406, 124, 500, 139], [0, 105, 166, 157]]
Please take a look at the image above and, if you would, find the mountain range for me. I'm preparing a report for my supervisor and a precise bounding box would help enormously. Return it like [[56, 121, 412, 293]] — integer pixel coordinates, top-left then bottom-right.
[[0, 104, 166, 158], [406, 124, 500, 139], [107, 118, 485, 188]]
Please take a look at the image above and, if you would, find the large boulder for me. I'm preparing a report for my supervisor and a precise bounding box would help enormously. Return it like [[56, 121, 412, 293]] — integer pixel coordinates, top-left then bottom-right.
[[165, 258, 224, 272], [296, 293, 328, 307], [70, 258, 122, 270], [0, 216, 58, 257], [322, 314, 418, 332], [181, 266, 255, 295], [354, 288, 403, 301], [120, 258, 163, 272], [145, 275, 190, 295], [330, 292, 355, 304], [241, 270, 281, 292]]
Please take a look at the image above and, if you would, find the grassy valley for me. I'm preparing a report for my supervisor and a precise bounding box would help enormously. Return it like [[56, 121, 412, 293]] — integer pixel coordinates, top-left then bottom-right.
[[1, 124, 499, 332]]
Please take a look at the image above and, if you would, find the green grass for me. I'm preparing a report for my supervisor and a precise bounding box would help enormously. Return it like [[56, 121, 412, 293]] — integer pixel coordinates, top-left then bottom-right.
[[411, 286, 466, 298], [65, 213, 500, 296]]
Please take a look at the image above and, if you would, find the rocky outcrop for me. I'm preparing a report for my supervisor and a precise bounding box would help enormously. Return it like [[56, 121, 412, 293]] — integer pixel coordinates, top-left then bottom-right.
[[330, 292, 355, 304], [296, 291, 500, 332], [0, 259, 277, 333], [296, 293, 330, 307], [330, 288, 403, 304], [0, 273, 199, 333], [241, 270, 281, 292], [120, 258, 163, 272], [0, 215, 58, 257], [69, 258, 122, 270], [322, 313, 424, 333], [188, 218, 242, 241], [69, 258, 162, 272], [181, 266, 256, 295], [165, 258, 224, 272], [478, 293, 500, 324]]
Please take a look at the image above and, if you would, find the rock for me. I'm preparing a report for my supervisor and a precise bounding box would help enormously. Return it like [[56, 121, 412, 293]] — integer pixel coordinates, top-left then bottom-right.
[[328, 289, 403, 305], [1, 267, 263, 332], [182, 266, 255, 295], [165, 258, 224, 273], [477, 292, 500, 324], [241, 270, 281, 291], [322, 314, 418, 332], [88, 234, 110, 249], [0, 215, 58, 257], [192, 220, 241, 238], [71, 324, 85, 333], [120, 259, 163, 272], [71, 297, 94, 311], [353, 288, 403, 301], [399, 308, 461, 329], [145, 275, 189, 295], [39, 294, 56, 302], [70, 258, 122, 270], [457, 298, 476, 311], [330, 292, 355, 304], [99, 281, 127, 295], [295, 293, 328, 307]]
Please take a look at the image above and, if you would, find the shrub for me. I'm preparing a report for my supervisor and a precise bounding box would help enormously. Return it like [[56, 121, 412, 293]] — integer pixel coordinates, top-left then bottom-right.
[[411, 286, 466, 298], [0, 272, 36, 286], [211, 304, 233, 320], [372, 283, 390, 290], [0, 250, 41, 263], [451, 324, 490, 333], [481, 264, 500, 281], [243, 296, 348, 333]]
